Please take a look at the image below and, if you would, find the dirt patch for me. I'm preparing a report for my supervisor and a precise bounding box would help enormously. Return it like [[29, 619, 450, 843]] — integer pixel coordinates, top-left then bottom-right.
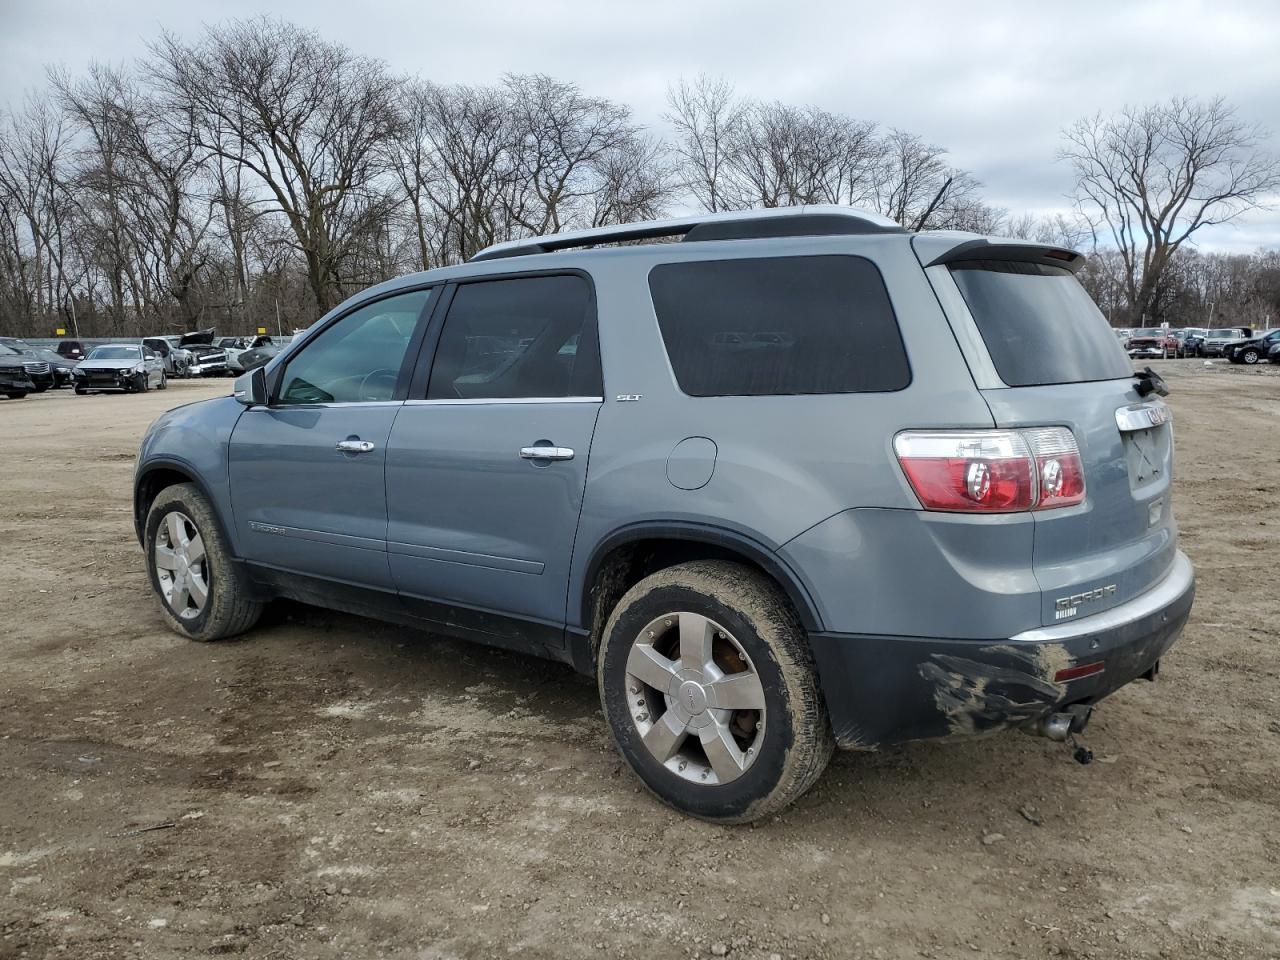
[[1, 371, 1278, 959]]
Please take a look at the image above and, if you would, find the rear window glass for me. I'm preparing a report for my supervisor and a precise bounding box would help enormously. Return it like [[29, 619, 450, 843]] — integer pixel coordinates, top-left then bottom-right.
[[949, 260, 1132, 386], [648, 255, 909, 396]]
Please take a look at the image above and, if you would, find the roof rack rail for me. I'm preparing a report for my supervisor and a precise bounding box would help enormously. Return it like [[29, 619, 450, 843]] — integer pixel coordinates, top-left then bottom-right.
[[468, 205, 905, 262]]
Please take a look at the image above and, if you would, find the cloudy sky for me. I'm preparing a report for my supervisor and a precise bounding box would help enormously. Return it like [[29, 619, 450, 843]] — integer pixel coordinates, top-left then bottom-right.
[[4, 0, 1279, 251]]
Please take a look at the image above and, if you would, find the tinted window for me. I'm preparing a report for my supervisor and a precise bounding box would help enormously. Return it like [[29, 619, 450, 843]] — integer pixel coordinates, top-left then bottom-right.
[[648, 255, 909, 396], [278, 289, 430, 404], [950, 261, 1133, 386], [426, 274, 600, 400]]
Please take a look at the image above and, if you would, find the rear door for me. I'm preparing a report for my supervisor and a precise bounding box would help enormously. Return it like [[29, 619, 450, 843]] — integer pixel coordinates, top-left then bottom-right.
[[925, 250, 1176, 626], [385, 273, 603, 648]]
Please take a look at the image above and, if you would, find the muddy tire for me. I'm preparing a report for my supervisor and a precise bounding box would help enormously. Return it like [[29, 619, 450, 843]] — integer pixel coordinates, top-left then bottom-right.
[[598, 560, 833, 824], [144, 483, 262, 642]]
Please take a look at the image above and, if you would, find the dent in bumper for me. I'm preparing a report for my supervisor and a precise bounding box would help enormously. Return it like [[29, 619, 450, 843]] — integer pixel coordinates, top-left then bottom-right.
[[809, 553, 1195, 749]]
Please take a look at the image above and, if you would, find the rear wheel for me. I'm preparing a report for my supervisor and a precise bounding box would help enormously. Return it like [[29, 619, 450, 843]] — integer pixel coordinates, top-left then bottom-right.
[[598, 560, 833, 823], [144, 483, 263, 641], [5, 391, 28, 399], [157, 371, 167, 390]]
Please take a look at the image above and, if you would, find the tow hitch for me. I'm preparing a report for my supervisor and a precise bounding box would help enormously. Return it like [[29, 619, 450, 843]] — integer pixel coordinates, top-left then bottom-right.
[[1030, 704, 1095, 764]]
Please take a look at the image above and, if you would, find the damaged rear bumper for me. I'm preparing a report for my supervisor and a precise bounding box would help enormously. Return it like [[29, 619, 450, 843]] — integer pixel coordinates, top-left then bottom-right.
[[809, 551, 1195, 749]]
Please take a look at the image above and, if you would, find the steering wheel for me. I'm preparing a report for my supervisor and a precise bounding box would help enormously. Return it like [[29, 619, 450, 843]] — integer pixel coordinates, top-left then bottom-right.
[[357, 368, 398, 402]]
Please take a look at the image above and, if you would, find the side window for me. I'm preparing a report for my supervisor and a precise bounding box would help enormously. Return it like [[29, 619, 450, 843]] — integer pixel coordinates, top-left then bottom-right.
[[648, 255, 910, 396], [426, 274, 600, 400], [277, 289, 431, 405]]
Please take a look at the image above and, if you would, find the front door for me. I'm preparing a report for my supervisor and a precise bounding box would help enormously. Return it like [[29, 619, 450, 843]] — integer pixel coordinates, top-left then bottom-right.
[[385, 273, 603, 646], [228, 288, 434, 590]]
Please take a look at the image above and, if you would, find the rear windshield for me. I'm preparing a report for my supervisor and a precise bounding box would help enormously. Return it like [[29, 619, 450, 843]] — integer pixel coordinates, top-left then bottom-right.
[[648, 255, 910, 396], [949, 260, 1133, 386]]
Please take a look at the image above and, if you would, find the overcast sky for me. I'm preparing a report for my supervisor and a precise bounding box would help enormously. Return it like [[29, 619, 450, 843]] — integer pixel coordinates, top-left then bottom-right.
[[3, 0, 1279, 252]]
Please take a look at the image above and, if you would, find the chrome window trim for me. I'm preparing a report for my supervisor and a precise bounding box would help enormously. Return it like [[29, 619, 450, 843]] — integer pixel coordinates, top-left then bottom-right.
[[247, 400, 404, 410], [923, 263, 1006, 390], [404, 396, 603, 406]]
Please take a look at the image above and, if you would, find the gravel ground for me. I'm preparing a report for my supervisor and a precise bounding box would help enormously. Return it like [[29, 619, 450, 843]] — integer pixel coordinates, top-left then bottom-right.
[[1, 362, 1277, 960]]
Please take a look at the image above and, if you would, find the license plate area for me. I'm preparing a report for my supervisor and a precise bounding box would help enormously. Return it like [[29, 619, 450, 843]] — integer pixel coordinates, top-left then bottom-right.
[[1122, 425, 1169, 491]]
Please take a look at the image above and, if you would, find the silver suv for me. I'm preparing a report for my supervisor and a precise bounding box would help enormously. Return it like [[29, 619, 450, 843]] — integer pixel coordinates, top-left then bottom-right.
[[133, 206, 1194, 822]]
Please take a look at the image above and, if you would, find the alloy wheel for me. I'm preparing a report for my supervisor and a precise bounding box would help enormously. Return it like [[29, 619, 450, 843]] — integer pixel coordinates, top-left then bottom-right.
[[624, 612, 766, 786], [154, 511, 209, 620]]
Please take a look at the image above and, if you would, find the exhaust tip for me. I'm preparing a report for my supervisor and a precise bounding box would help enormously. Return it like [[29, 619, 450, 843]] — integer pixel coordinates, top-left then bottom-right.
[[1036, 713, 1074, 742]]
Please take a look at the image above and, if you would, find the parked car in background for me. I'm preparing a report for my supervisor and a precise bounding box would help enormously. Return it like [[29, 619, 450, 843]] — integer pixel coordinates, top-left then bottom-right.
[[1198, 328, 1253, 357], [31, 348, 78, 387], [0, 340, 55, 391], [233, 338, 290, 373], [56, 339, 91, 360], [1269, 341, 1280, 363], [220, 335, 274, 373], [1225, 329, 1280, 365], [133, 206, 1194, 823], [73, 344, 167, 393], [1126, 328, 1177, 359], [0, 345, 37, 398], [1172, 327, 1208, 358], [179, 329, 229, 376], [143, 337, 190, 377]]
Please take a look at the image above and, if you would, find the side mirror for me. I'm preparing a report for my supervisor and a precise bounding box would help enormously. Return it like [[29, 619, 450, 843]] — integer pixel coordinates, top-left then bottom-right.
[[234, 366, 268, 406]]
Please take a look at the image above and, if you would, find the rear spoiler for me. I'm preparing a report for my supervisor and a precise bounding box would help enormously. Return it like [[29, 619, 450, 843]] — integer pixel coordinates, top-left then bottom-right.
[[925, 240, 1085, 275]]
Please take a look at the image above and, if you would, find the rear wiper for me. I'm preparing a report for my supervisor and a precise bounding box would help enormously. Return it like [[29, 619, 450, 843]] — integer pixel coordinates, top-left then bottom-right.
[[1134, 366, 1169, 398]]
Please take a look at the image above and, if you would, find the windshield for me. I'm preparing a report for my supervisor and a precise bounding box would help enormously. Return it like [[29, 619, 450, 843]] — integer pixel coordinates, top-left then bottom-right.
[[949, 261, 1133, 386], [1131, 328, 1162, 337], [88, 345, 141, 360]]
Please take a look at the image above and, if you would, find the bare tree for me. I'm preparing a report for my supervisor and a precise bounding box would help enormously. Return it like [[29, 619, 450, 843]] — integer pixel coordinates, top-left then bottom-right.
[[1061, 96, 1280, 324], [504, 74, 640, 235], [665, 76, 745, 213], [873, 129, 981, 231], [151, 18, 401, 312], [0, 94, 74, 332]]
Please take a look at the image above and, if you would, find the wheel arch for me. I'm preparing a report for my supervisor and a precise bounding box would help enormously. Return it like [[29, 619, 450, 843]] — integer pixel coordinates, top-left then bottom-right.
[[134, 458, 235, 554], [577, 522, 825, 657]]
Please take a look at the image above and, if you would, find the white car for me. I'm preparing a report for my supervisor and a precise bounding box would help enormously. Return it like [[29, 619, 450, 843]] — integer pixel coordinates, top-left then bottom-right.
[[72, 344, 167, 394]]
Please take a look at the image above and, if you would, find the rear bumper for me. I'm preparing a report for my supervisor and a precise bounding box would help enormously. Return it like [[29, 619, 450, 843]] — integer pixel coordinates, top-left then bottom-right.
[[809, 551, 1195, 749]]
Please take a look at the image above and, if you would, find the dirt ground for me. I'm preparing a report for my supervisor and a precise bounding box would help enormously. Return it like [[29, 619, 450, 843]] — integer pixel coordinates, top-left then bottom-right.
[[1, 362, 1277, 960]]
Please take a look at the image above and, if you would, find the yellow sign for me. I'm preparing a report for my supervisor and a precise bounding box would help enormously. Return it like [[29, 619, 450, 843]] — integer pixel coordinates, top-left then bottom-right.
[[257, 327, 268, 335], [55, 328, 66, 336]]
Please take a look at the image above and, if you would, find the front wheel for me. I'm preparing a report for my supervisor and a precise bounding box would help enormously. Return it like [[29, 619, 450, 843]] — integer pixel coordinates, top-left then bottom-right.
[[598, 560, 833, 823], [144, 483, 263, 641], [5, 392, 28, 399], [157, 371, 167, 390], [1241, 348, 1261, 365], [74, 385, 87, 395]]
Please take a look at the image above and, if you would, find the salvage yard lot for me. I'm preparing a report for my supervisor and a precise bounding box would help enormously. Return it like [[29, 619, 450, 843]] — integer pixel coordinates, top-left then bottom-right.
[[1, 364, 1277, 960]]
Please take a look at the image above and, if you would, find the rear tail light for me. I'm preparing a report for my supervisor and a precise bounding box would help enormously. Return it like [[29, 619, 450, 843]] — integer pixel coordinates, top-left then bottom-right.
[[1022, 427, 1085, 509], [893, 427, 1084, 513]]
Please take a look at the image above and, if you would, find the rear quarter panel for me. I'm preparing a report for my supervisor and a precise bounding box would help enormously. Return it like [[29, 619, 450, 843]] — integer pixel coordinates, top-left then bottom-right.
[[567, 236, 996, 631]]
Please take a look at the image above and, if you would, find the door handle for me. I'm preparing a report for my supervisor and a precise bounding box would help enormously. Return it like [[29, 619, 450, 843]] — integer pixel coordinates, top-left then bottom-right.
[[519, 445, 575, 461], [336, 439, 376, 454]]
